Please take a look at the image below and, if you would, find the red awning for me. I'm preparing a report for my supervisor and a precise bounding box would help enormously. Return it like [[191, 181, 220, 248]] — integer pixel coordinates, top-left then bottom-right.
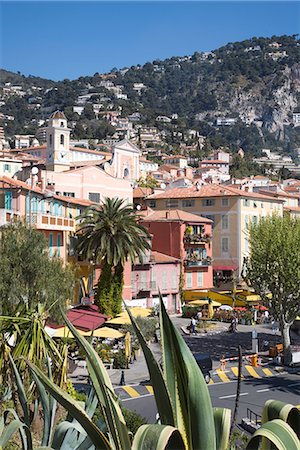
[[213, 265, 238, 271], [66, 309, 108, 331]]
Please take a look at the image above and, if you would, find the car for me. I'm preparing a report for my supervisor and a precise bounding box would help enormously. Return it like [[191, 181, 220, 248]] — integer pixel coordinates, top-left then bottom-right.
[[193, 352, 213, 383]]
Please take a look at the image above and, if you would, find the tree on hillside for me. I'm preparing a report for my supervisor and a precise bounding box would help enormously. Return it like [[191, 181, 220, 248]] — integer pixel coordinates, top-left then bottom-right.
[[245, 215, 300, 364], [0, 221, 74, 320], [76, 198, 151, 316], [137, 174, 159, 189]]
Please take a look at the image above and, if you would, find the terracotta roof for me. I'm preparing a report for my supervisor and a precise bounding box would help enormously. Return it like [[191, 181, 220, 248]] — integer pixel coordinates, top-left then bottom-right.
[[147, 184, 284, 201], [133, 187, 153, 198], [199, 159, 229, 164], [159, 164, 180, 171], [0, 176, 93, 207], [163, 155, 187, 159], [142, 209, 212, 223], [151, 251, 180, 264], [258, 189, 299, 199], [283, 206, 300, 212]]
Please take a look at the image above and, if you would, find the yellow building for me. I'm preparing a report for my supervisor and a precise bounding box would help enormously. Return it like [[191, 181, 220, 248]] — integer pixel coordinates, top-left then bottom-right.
[[147, 184, 284, 278]]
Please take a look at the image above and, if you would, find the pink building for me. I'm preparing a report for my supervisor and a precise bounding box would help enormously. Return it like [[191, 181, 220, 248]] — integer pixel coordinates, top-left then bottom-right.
[[132, 250, 181, 313], [141, 210, 213, 291]]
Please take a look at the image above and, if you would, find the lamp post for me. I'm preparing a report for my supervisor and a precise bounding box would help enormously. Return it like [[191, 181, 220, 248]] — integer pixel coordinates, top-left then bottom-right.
[[28, 166, 39, 226]]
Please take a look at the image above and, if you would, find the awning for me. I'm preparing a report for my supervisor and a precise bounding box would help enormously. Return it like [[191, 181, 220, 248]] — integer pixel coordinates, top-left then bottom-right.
[[106, 307, 152, 326], [66, 309, 107, 331], [213, 265, 238, 271], [52, 326, 87, 338], [188, 300, 221, 307], [83, 327, 124, 339]]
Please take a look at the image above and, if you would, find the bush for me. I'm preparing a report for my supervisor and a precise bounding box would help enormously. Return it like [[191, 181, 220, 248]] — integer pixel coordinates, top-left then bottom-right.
[[182, 306, 199, 318], [113, 350, 128, 369]]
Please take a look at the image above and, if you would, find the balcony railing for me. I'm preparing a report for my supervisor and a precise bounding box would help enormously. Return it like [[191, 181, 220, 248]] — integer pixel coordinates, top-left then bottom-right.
[[27, 213, 75, 231], [132, 281, 157, 292], [183, 233, 211, 245], [184, 258, 212, 267]]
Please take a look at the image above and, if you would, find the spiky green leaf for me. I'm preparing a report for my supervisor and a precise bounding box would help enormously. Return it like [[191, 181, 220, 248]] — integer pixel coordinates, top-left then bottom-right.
[[246, 418, 300, 450], [132, 424, 186, 450]]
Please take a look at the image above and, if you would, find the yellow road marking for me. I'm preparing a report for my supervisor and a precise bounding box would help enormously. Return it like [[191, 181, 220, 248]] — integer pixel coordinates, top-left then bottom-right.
[[262, 368, 273, 377], [245, 365, 261, 378], [231, 367, 244, 378], [122, 386, 140, 398], [216, 368, 230, 383], [209, 378, 214, 385], [146, 385, 154, 394]]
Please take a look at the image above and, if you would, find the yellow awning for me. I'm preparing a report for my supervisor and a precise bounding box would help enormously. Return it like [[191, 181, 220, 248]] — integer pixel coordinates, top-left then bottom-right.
[[106, 307, 152, 325], [106, 315, 131, 325], [52, 326, 86, 338], [188, 300, 221, 307], [84, 327, 125, 339]]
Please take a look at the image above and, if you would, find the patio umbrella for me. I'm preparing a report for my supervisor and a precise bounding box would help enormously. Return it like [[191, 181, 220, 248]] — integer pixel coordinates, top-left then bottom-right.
[[219, 305, 233, 311], [188, 300, 221, 307], [52, 326, 86, 338], [84, 327, 124, 339]]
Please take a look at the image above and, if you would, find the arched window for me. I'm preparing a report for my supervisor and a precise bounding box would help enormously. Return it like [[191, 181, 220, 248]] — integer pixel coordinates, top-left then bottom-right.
[[123, 167, 129, 178], [60, 134, 64, 145], [49, 134, 52, 146]]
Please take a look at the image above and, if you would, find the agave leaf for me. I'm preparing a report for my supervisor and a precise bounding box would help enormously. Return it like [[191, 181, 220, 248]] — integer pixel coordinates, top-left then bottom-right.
[[246, 419, 300, 450], [52, 420, 88, 449], [61, 311, 131, 450], [9, 354, 31, 427], [125, 304, 175, 426], [262, 400, 300, 439], [0, 419, 29, 450], [213, 408, 231, 450], [27, 361, 111, 450], [3, 408, 33, 450], [132, 424, 186, 450], [31, 369, 53, 447], [159, 294, 216, 450]]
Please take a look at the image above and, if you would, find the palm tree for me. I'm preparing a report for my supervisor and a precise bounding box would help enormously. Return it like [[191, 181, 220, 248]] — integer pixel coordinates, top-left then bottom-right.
[[76, 197, 151, 316]]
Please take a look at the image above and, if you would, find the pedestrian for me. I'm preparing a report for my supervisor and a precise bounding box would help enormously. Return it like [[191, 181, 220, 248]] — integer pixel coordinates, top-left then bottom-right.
[[196, 310, 202, 321], [119, 370, 125, 386], [264, 310, 269, 324], [191, 316, 197, 335], [220, 355, 226, 371]]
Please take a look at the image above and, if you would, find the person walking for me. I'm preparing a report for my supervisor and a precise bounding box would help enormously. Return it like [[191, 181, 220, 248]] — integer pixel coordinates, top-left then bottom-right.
[[191, 316, 197, 335]]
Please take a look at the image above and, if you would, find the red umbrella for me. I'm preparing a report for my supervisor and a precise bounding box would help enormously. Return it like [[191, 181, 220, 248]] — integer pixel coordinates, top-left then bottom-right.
[[254, 305, 268, 311], [234, 307, 247, 311]]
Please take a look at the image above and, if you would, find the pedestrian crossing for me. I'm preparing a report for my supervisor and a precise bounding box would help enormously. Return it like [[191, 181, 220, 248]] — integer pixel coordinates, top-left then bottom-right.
[[115, 365, 279, 399]]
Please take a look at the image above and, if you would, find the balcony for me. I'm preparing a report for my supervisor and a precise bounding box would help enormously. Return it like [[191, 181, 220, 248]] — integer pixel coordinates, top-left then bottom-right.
[[132, 281, 157, 294], [27, 213, 75, 231], [0, 208, 20, 226], [183, 233, 211, 245], [184, 257, 212, 267]]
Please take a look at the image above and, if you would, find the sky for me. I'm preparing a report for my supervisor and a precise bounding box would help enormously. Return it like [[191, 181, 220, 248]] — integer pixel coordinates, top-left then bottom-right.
[[0, 1, 299, 81]]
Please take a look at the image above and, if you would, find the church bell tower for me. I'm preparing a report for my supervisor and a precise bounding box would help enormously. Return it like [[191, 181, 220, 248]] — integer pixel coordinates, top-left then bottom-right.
[[46, 110, 71, 172]]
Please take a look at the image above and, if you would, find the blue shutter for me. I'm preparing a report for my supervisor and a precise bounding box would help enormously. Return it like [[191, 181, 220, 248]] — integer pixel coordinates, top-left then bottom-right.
[[49, 233, 53, 257], [57, 234, 61, 257], [4, 191, 12, 210]]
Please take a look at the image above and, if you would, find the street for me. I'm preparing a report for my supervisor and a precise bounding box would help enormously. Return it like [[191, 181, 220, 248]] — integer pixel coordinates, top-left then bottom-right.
[[121, 372, 300, 425]]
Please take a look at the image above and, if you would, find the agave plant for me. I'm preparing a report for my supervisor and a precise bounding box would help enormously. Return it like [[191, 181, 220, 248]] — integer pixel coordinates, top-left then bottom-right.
[[2, 297, 300, 449]]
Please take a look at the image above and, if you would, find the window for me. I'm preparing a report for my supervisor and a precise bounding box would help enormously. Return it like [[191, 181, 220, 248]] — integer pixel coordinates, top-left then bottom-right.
[[57, 234, 61, 257], [253, 216, 258, 225], [49, 233, 53, 257], [244, 238, 249, 254], [49, 134, 52, 146], [63, 192, 75, 197], [261, 203, 264, 208], [244, 214, 249, 228], [202, 199, 215, 207], [4, 191, 12, 210], [243, 199, 250, 207], [182, 199, 195, 207], [222, 198, 229, 207], [60, 121, 64, 127], [148, 200, 156, 208], [222, 237, 229, 253], [60, 134, 64, 145], [4, 164, 11, 172], [186, 272, 192, 288], [88, 192, 100, 203], [197, 272, 203, 287], [222, 214, 228, 230], [203, 215, 215, 228], [166, 199, 179, 208]]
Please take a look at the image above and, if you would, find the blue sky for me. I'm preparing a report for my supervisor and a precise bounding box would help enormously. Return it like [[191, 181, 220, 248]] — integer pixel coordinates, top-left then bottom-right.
[[0, 1, 299, 80]]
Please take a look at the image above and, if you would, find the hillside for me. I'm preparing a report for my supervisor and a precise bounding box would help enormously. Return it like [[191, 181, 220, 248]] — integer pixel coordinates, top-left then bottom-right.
[[1, 35, 300, 156]]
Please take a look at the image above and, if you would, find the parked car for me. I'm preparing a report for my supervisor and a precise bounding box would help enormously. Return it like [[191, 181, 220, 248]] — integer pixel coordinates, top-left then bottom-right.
[[193, 352, 213, 383]]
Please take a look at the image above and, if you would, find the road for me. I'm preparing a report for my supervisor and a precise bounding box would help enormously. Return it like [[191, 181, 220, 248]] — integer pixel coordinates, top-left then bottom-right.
[[121, 373, 300, 425]]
